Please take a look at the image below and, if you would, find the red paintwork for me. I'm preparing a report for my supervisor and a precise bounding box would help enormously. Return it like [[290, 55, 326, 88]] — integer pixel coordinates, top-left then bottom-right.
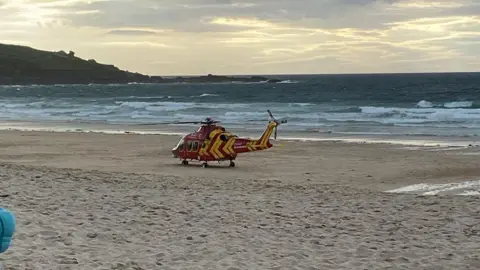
[[171, 111, 284, 166], [171, 120, 277, 164]]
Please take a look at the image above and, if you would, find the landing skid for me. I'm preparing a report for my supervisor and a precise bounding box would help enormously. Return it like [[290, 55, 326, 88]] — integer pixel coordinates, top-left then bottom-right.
[[180, 159, 235, 168]]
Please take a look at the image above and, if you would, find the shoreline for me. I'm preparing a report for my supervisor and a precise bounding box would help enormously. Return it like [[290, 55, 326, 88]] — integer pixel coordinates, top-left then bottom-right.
[[0, 119, 479, 148]]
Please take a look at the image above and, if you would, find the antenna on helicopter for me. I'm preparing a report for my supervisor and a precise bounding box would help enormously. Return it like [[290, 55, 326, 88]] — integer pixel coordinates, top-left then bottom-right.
[[267, 110, 287, 140]]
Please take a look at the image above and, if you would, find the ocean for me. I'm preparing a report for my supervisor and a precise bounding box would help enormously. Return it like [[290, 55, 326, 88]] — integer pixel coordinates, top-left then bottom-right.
[[1, 73, 480, 141]]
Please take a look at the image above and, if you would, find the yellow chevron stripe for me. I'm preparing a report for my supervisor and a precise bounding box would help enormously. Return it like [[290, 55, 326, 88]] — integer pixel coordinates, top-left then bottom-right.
[[259, 123, 275, 148], [207, 139, 219, 159], [251, 140, 259, 151], [210, 138, 224, 159], [228, 138, 235, 154], [200, 145, 207, 156], [199, 140, 210, 156], [265, 128, 274, 146], [210, 140, 220, 159], [209, 149, 218, 159], [247, 141, 254, 151], [205, 130, 222, 158], [257, 128, 267, 148], [222, 138, 230, 155], [209, 129, 222, 139], [259, 131, 270, 148], [223, 138, 235, 155], [216, 142, 225, 159]]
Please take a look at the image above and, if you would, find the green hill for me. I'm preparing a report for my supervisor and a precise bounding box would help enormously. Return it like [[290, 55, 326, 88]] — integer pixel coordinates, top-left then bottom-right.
[[0, 43, 281, 85], [0, 43, 155, 85]]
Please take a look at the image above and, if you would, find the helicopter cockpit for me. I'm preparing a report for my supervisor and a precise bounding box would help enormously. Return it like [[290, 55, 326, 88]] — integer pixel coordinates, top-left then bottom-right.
[[172, 136, 185, 153]]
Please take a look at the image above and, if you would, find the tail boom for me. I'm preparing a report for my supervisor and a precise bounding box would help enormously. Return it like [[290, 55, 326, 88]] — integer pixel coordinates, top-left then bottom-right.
[[232, 121, 277, 154]]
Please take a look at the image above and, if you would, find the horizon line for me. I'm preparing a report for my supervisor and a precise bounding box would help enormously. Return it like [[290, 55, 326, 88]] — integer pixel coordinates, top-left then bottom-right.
[[153, 71, 480, 77], [2, 42, 478, 78]]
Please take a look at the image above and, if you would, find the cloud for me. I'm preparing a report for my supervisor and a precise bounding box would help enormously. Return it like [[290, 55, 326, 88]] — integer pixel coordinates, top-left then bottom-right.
[[106, 29, 160, 36], [96, 41, 169, 48], [0, 0, 479, 75], [47, 0, 397, 30]]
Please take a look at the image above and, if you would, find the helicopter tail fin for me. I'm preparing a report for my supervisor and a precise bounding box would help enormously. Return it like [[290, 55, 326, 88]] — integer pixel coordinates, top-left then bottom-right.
[[255, 110, 287, 148]]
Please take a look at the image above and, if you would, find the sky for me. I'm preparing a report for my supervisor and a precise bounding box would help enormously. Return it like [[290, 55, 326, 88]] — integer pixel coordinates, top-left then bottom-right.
[[1, 0, 480, 76]]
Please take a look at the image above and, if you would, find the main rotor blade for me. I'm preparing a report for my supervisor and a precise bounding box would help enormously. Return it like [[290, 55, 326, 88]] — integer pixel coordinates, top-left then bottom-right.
[[172, 120, 222, 124], [170, 121, 203, 124], [267, 109, 275, 121]]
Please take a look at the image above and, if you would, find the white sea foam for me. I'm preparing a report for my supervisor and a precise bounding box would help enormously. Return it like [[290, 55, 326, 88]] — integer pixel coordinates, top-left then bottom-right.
[[444, 101, 473, 108], [277, 80, 298, 84], [416, 100, 433, 108], [0, 98, 479, 137], [385, 180, 480, 196], [358, 106, 480, 125], [416, 100, 474, 108], [197, 93, 219, 97]]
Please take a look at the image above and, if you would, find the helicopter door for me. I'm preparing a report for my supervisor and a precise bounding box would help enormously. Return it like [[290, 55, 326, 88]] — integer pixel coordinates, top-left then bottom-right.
[[187, 140, 193, 152]]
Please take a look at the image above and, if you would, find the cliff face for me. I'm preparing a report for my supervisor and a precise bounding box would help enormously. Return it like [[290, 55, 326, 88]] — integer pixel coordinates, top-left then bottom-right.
[[0, 43, 280, 85]]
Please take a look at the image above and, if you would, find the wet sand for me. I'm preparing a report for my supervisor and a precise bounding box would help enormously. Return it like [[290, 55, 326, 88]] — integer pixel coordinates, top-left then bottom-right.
[[0, 130, 479, 269]]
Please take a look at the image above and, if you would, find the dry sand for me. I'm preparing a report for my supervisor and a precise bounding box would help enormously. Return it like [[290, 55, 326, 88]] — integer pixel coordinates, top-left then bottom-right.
[[0, 130, 479, 269]]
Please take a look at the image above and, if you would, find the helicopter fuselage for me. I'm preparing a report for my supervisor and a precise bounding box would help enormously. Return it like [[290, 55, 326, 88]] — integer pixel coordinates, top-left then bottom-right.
[[172, 121, 277, 165]]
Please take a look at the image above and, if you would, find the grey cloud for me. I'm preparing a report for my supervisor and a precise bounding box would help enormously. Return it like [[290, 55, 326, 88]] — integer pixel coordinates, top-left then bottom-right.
[[437, 3, 480, 17], [106, 30, 159, 35], [57, 0, 258, 31], [54, 0, 403, 30], [55, 0, 479, 32]]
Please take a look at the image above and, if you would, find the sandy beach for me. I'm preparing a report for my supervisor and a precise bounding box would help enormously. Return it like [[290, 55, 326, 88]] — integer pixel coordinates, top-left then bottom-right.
[[0, 130, 479, 269]]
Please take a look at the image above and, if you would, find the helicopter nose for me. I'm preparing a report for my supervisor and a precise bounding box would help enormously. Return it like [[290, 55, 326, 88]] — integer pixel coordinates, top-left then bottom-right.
[[172, 149, 178, 158]]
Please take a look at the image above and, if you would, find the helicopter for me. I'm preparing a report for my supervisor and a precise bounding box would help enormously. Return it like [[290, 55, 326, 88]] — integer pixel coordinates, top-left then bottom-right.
[[171, 110, 287, 168]]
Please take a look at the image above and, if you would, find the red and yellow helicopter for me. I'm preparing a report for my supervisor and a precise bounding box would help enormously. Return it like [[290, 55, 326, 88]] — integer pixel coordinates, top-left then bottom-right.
[[171, 110, 287, 167]]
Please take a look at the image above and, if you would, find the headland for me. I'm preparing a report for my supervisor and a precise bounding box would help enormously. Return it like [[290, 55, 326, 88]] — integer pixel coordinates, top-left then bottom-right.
[[0, 43, 282, 85]]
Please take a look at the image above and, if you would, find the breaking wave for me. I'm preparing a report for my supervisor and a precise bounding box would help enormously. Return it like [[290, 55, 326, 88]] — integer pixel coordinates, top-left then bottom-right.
[[416, 100, 474, 108], [0, 98, 479, 136], [1, 73, 479, 137]]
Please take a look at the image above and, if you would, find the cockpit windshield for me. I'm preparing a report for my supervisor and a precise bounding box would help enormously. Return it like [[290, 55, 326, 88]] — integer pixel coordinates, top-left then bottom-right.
[[173, 137, 185, 151]]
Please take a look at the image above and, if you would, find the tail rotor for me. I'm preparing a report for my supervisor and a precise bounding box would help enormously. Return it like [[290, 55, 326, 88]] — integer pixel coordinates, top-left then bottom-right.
[[267, 110, 287, 140]]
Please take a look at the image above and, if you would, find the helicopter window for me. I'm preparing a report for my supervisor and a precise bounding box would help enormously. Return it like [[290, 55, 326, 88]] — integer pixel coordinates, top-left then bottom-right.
[[187, 141, 193, 152], [174, 138, 185, 150], [220, 134, 228, 141], [192, 141, 199, 151]]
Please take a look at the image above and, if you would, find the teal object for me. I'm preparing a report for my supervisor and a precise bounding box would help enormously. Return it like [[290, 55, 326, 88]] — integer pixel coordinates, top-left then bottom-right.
[[0, 208, 15, 253]]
